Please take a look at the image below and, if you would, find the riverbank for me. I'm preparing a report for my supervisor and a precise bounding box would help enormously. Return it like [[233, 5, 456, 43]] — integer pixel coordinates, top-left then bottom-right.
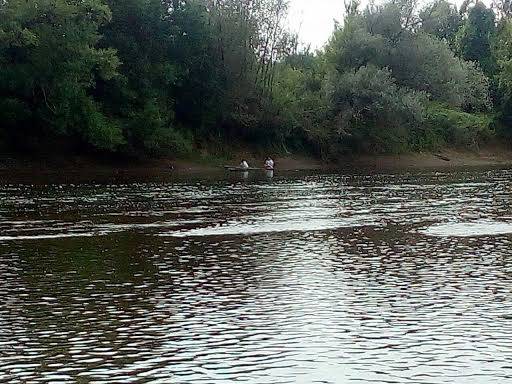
[[2, 147, 512, 179], [349, 147, 512, 170], [171, 149, 512, 172]]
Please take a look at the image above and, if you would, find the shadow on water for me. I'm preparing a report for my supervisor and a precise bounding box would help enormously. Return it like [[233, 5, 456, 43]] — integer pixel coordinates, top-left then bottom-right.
[[1, 168, 512, 382]]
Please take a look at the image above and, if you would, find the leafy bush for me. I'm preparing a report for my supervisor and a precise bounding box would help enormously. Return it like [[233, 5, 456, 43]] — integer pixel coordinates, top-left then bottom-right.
[[124, 102, 192, 157], [423, 103, 494, 150], [272, 55, 328, 150], [325, 65, 427, 154], [325, 3, 490, 111]]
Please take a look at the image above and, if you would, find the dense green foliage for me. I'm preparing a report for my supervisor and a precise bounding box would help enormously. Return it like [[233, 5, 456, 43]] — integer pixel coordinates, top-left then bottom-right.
[[273, 0, 496, 156], [1, 0, 512, 158], [419, 0, 461, 47], [0, 0, 121, 151], [456, 2, 497, 77]]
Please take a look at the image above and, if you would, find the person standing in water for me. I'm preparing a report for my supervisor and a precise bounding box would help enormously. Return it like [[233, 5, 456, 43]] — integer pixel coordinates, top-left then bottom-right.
[[264, 157, 274, 170], [240, 159, 249, 169]]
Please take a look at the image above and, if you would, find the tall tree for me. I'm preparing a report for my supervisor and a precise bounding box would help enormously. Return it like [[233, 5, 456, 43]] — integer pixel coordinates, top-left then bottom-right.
[[492, 0, 512, 19], [0, 0, 121, 151], [456, 2, 497, 77], [420, 0, 462, 47], [99, 0, 195, 156]]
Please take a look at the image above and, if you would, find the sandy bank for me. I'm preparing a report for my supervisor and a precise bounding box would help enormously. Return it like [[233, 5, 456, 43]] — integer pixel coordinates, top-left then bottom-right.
[[1, 147, 512, 181], [170, 147, 512, 172], [349, 148, 512, 170]]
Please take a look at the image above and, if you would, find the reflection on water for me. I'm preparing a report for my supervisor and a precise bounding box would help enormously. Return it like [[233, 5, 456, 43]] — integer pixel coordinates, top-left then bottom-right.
[[1, 169, 512, 383], [421, 221, 512, 237]]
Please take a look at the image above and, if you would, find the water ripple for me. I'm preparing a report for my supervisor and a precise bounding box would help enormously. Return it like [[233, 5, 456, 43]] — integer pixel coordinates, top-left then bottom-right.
[[1, 170, 512, 383]]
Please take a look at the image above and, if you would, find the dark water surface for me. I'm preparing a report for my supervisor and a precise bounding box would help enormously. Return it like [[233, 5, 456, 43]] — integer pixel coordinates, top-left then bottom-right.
[[2, 169, 512, 383]]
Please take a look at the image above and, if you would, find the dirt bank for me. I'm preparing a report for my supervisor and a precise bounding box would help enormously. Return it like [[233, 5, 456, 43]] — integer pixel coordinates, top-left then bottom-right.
[[350, 147, 512, 170], [1, 147, 512, 180], [172, 147, 512, 172]]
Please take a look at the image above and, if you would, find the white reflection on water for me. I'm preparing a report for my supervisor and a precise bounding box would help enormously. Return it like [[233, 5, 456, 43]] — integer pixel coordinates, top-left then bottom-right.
[[421, 221, 512, 237], [163, 216, 379, 237], [0, 232, 106, 241]]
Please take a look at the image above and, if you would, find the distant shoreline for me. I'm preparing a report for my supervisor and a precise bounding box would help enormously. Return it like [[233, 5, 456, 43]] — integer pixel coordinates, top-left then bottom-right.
[[1, 147, 512, 183]]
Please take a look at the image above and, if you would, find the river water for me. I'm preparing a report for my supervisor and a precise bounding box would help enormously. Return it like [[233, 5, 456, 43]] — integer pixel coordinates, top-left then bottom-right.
[[1, 169, 512, 383]]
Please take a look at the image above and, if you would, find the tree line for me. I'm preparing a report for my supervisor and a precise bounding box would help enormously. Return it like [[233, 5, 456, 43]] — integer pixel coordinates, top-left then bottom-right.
[[1, 0, 512, 159]]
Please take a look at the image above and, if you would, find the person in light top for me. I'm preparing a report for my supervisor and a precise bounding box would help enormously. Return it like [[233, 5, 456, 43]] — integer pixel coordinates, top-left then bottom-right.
[[264, 157, 274, 170], [240, 159, 249, 169]]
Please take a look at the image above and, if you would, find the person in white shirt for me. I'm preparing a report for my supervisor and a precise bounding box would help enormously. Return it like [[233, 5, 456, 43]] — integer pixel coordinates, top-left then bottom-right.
[[240, 159, 249, 169], [264, 157, 274, 170]]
